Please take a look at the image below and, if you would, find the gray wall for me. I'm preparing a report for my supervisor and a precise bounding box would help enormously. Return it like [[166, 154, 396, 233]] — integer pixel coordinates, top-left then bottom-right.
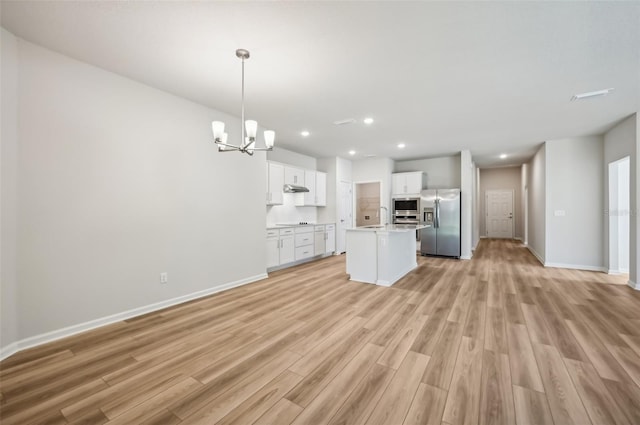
[[1, 28, 19, 351], [604, 114, 638, 284], [3, 35, 268, 352], [394, 155, 461, 189], [479, 166, 523, 239], [545, 136, 604, 269], [527, 144, 546, 262]]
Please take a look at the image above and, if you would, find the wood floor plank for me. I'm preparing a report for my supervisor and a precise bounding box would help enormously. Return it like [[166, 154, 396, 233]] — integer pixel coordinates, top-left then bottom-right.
[[422, 320, 464, 390], [365, 351, 430, 425], [377, 313, 429, 369], [520, 303, 552, 345], [327, 363, 396, 425], [532, 343, 591, 425], [506, 324, 544, 393], [442, 336, 484, 425], [566, 319, 631, 382], [479, 350, 515, 425], [607, 345, 640, 387], [512, 385, 553, 425], [290, 343, 384, 425], [403, 383, 447, 425], [484, 306, 508, 354], [253, 398, 303, 425], [564, 358, 632, 425]]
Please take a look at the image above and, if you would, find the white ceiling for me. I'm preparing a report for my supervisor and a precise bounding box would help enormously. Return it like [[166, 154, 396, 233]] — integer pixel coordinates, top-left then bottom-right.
[[2, 1, 639, 167]]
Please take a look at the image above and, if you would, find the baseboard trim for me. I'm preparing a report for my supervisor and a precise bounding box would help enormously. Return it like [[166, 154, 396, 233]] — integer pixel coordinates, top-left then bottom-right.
[[0, 272, 268, 362], [545, 262, 606, 272], [627, 280, 638, 290], [526, 246, 544, 265], [460, 255, 472, 260]]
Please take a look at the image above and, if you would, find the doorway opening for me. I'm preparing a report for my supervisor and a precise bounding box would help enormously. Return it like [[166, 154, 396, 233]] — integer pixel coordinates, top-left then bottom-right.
[[336, 181, 353, 254], [355, 182, 381, 227], [608, 156, 630, 274]]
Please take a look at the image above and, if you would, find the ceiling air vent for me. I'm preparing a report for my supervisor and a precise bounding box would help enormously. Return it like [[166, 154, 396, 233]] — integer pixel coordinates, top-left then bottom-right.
[[333, 118, 356, 126]]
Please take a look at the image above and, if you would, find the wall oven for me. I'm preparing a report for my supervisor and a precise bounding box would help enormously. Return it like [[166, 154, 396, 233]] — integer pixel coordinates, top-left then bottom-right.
[[392, 197, 420, 216], [392, 197, 420, 241]]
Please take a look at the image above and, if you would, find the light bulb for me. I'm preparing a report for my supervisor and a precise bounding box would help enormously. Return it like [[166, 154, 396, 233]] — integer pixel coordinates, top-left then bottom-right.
[[245, 120, 258, 139], [212, 121, 225, 140], [264, 130, 275, 148], [219, 133, 228, 150]]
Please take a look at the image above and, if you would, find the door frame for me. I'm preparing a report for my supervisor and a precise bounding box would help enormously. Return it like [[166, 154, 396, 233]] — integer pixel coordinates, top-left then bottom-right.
[[485, 189, 515, 239], [354, 180, 383, 227]]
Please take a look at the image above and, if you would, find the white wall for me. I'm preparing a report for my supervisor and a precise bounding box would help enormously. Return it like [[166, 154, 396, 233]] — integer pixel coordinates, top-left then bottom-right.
[[460, 151, 473, 259], [527, 144, 546, 263], [604, 114, 638, 284], [472, 165, 480, 250], [479, 166, 523, 239], [521, 164, 529, 245], [266, 148, 318, 225], [1, 28, 19, 352], [395, 155, 461, 189], [3, 35, 268, 355], [352, 157, 394, 214], [267, 147, 317, 170], [545, 136, 604, 270]]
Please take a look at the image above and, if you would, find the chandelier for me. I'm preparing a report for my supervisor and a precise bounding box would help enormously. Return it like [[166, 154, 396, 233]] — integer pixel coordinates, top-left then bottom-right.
[[211, 49, 275, 155]]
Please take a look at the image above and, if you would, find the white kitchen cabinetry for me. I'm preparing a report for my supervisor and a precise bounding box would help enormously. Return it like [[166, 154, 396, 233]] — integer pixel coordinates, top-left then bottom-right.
[[314, 225, 325, 256], [266, 228, 295, 268], [294, 226, 314, 261], [284, 166, 305, 186], [392, 172, 426, 197], [266, 162, 284, 205], [303, 170, 317, 205], [325, 224, 336, 253], [316, 172, 327, 206], [295, 171, 327, 207]]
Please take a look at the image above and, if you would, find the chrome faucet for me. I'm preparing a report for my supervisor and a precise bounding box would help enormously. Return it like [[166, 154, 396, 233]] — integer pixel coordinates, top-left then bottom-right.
[[379, 206, 389, 225]]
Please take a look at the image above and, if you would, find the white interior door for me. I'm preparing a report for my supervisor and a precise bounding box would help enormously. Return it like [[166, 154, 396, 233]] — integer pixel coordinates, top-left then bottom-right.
[[486, 190, 513, 238], [337, 181, 353, 253]]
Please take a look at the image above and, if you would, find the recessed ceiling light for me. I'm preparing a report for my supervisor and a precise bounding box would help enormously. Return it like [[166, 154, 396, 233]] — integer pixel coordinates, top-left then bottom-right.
[[500, 154, 507, 159], [349, 150, 356, 156], [363, 117, 374, 125], [570, 88, 614, 101], [397, 143, 406, 149], [301, 130, 310, 137]]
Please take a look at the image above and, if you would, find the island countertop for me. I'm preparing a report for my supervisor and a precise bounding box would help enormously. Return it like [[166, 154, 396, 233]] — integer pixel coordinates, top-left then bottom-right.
[[348, 224, 430, 232]]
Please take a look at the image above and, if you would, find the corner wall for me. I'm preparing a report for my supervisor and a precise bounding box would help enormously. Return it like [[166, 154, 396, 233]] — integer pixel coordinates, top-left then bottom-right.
[[1, 28, 19, 353], [545, 136, 604, 270], [604, 113, 638, 284], [3, 33, 268, 357], [527, 144, 546, 263]]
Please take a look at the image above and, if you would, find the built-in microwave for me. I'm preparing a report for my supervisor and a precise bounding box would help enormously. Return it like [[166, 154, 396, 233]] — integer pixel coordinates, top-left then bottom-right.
[[392, 197, 420, 215]]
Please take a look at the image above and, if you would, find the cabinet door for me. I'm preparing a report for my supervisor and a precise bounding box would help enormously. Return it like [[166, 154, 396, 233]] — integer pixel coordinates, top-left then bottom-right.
[[303, 170, 316, 205], [267, 163, 284, 205], [405, 172, 423, 195], [284, 166, 304, 186], [266, 237, 280, 268], [325, 226, 335, 253], [316, 172, 327, 206], [314, 229, 325, 256], [392, 174, 406, 196], [280, 235, 295, 264]]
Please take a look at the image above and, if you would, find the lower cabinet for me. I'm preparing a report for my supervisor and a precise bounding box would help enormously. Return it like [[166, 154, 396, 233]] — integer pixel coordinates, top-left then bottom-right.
[[266, 228, 295, 268], [267, 223, 336, 270]]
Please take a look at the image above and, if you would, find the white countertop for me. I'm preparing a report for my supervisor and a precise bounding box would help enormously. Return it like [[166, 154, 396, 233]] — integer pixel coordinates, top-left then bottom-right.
[[348, 224, 430, 233], [267, 222, 335, 229]]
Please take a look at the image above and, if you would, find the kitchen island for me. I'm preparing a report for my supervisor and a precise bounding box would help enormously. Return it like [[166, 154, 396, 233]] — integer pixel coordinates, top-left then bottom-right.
[[346, 224, 429, 286]]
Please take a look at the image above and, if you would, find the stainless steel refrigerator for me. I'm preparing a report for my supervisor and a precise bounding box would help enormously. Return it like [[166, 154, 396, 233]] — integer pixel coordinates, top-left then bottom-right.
[[420, 189, 461, 258]]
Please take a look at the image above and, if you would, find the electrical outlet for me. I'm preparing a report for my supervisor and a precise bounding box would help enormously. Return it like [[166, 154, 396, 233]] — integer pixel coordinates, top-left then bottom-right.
[[160, 272, 168, 284]]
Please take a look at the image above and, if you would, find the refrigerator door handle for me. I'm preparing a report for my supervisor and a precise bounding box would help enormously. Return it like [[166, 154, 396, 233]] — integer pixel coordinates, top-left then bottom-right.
[[435, 199, 440, 228]]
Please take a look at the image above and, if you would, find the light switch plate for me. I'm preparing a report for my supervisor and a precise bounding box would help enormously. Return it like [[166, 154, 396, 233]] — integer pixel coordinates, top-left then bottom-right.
[[554, 210, 566, 217]]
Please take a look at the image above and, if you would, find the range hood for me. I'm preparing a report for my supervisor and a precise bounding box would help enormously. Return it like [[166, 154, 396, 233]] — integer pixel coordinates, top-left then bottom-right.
[[283, 184, 310, 193]]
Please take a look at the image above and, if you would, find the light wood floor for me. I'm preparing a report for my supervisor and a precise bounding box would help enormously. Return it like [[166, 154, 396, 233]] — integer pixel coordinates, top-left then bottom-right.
[[2, 239, 639, 424]]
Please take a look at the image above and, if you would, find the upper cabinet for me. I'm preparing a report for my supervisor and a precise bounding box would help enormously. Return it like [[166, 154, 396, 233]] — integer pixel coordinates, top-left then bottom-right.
[[392, 172, 426, 197], [266, 162, 284, 205], [296, 171, 326, 207], [284, 166, 305, 186]]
